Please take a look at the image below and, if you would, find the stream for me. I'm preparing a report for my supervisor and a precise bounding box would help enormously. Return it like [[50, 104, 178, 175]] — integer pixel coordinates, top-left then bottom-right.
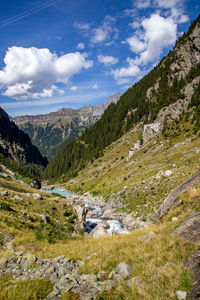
[[43, 187, 129, 236]]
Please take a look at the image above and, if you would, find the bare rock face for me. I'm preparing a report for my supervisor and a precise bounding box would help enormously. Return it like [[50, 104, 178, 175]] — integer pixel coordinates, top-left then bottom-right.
[[174, 212, 200, 242], [105, 92, 122, 109], [155, 170, 200, 221], [185, 250, 200, 300], [170, 19, 200, 82]]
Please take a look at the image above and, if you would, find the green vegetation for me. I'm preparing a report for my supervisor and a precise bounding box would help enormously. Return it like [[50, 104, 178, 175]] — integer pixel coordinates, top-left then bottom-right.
[[0, 153, 43, 186], [0, 276, 53, 300], [44, 15, 200, 182]]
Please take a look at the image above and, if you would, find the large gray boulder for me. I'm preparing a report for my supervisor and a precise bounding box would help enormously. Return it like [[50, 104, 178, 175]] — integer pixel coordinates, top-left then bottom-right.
[[185, 250, 200, 300], [90, 222, 109, 239], [73, 204, 87, 228], [174, 212, 200, 242], [122, 214, 146, 230], [155, 170, 200, 220]]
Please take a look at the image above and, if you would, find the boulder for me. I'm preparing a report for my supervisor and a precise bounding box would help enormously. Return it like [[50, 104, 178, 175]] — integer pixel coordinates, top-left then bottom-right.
[[142, 231, 156, 243], [185, 250, 200, 300], [22, 253, 37, 265], [101, 209, 115, 219], [86, 210, 99, 218], [40, 214, 51, 224], [127, 276, 146, 292], [33, 193, 43, 200], [164, 170, 173, 178], [174, 212, 200, 242], [122, 214, 145, 230], [176, 291, 187, 300], [4, 240, 15, 251], [73, 204, 87, 227], [113, 262, 132, 279], [90, 223, 109, 239]]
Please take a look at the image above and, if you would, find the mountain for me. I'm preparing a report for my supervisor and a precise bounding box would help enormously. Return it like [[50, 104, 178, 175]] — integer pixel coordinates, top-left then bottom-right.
[[13, 92, 122, 160], [0, 107, 47, 167], [44, 14, 200, 181]]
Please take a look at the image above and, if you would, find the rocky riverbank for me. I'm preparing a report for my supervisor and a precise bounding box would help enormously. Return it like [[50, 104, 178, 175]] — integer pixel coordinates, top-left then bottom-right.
[[43, 187, 151, 237]]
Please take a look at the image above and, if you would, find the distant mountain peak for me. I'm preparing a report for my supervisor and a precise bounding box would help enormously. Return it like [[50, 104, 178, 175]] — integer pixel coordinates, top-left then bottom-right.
[[13, 92, 122, 160]]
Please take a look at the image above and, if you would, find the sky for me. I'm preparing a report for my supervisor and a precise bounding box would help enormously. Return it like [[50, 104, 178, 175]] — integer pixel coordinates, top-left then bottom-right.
[[0, 0, 199, 116]]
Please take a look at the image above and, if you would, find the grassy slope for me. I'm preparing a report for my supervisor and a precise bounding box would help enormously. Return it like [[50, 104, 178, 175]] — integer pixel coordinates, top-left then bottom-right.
[[64, 116, 200, 220], [0, 116, 200, 298], [0, 173, 200, 299]]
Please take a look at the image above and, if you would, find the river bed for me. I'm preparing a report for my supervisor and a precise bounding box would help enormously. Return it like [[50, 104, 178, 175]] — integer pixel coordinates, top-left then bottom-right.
[[43, 187, 129, 236]]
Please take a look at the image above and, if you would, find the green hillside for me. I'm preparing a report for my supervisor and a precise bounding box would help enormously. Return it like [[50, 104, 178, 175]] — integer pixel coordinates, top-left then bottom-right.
[[44, 14, 200, 181]]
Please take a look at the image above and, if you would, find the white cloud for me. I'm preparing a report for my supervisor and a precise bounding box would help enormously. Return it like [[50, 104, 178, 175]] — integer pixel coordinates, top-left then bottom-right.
[[127, 14, 177, 64], [92, 28, 109, 43], [135, 0, 151, 9], [129, 21, 141, 29], [92, 84, 98, 89], [76, 42, 85, 50], [116, 78, 133, 85], [154, 0, 189, 24], [110, 57, 140, 84], [74, 21, 90, 31], [69, 86, 78, 91], [91, 15, 118, 45], [126, 36, 146, 53], [0, 46, 93, 100], [98, 55, 118, 65]]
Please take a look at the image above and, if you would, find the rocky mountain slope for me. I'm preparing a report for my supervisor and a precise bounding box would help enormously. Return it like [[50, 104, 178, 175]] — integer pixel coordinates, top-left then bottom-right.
[[44, 14, 200, 181], [0, 107, 47, 167], [13, 92, 122, 160]]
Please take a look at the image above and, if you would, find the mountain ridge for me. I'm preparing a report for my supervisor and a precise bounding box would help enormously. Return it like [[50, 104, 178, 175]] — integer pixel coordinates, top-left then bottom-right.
[[13, 92, 122, 160]]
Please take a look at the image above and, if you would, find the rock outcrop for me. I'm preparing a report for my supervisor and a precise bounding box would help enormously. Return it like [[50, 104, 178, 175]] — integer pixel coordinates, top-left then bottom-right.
[[185, 250, 200, 300], [174, 212, 200, 242], [155, 170, 200, 220]]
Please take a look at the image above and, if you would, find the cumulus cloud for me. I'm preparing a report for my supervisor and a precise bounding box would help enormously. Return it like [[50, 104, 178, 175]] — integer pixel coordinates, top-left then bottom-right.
[[76, 42, 85, 49], [91, 15, 118, 45], [126, 36, 146, 53], [110, 57, 140, 84], [112, 13, 177, 84], [98, 55, 118, 65], [132, 0, 189, 24], [127, 14, 177, 64], [0, 46, 93, 100], [92, 84, 98, 89]]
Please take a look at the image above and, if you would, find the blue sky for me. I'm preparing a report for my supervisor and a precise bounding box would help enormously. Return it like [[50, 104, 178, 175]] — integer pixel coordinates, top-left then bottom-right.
[[0, 0, 199, 116]]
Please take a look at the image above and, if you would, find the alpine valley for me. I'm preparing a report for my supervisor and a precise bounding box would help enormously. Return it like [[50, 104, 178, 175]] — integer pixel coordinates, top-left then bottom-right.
[[13, 93, 122, 160], [0, 13, 200, 300]]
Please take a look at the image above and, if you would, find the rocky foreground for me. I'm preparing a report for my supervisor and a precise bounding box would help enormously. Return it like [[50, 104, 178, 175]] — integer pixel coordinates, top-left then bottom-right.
[[0, 248, 132, 299]]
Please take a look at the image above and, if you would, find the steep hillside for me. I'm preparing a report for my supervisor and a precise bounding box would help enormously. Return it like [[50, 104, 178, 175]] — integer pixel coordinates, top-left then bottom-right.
[[44, 14, 200, 181], [14, 93, 122, 160], [0, 107, 47, 167]]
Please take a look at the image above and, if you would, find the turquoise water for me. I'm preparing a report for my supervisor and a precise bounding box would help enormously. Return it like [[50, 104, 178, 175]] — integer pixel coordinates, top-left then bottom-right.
[[43, 187, 72, 197]]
